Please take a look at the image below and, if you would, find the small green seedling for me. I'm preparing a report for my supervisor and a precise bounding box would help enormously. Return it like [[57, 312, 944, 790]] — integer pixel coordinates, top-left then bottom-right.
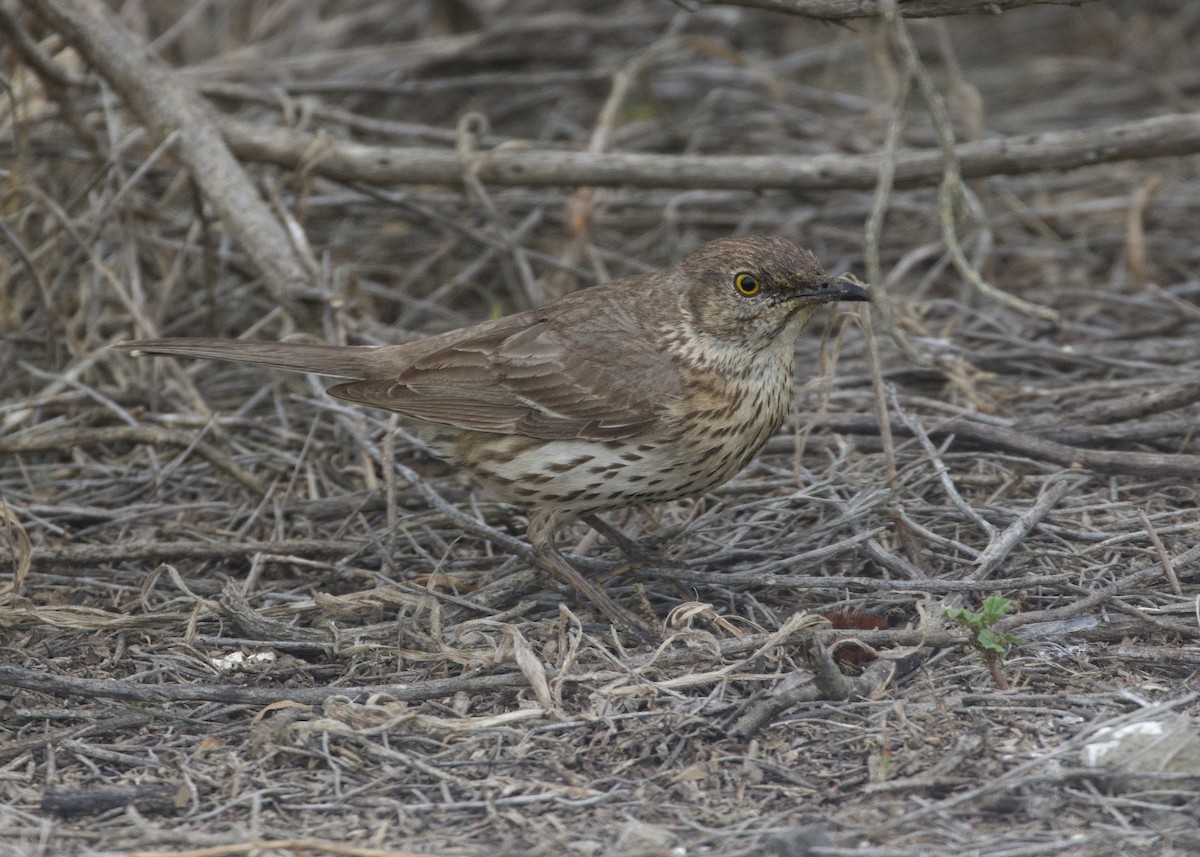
[[943, 596, 1024, 689]]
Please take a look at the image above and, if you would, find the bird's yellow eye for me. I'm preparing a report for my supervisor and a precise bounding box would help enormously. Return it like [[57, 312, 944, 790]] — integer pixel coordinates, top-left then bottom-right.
[[734, 273, 760, 296]]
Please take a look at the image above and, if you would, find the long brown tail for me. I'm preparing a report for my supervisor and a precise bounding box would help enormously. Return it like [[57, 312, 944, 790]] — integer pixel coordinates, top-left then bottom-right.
[[111, 338, 394, 380]]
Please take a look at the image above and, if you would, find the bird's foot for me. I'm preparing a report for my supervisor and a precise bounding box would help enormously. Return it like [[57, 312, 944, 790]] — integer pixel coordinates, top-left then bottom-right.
[[533, 544, 658, 645]]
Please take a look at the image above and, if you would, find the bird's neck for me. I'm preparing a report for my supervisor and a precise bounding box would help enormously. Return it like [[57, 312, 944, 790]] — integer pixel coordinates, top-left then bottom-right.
[[655, 308, 802, 384]]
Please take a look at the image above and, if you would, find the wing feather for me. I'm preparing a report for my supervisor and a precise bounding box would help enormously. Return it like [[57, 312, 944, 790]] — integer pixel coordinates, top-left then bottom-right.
[[327, 286, 682, 440]]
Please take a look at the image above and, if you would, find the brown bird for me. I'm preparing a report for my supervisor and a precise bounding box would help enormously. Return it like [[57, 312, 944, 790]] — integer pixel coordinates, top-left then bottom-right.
[[114, 236, 869, 638]]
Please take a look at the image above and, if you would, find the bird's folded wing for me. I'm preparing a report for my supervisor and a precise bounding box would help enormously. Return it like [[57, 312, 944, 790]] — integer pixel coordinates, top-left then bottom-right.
[[327, 320, 681, 440]]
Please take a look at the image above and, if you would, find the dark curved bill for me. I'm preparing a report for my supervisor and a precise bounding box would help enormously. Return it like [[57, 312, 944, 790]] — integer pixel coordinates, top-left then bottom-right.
[[800, 277, 871, 302]]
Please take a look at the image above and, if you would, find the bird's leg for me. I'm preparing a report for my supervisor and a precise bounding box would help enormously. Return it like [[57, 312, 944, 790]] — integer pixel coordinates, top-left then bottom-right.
[[580, 513, 644, 557], [582, 513, 686, 569], [532, 544, 657, 644]]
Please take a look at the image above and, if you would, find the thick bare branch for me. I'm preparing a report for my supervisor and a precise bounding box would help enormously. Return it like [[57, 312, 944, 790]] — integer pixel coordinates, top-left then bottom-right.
[[219, 111, 1200, 192], [21, 0, 319, 311], [694, 0, 1095, 19]]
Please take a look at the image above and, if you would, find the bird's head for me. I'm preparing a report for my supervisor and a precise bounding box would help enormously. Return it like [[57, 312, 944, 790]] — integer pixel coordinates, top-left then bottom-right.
[[676, 236, 869, 350]]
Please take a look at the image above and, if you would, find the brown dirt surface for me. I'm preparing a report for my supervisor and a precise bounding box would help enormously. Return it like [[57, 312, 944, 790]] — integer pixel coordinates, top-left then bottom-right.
[[3, 1, 1200, 855]]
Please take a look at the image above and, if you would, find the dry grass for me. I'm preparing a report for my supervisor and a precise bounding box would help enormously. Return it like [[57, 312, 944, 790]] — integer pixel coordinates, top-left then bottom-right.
[[3, 1, 1200, 855]]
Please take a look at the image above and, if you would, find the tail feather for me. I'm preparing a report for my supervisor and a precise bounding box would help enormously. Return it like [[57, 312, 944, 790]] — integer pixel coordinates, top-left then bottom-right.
[[111, 338, 394, 380]]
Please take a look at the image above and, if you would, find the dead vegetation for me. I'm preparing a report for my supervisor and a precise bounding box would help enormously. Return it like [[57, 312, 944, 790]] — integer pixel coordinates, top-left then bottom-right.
[[3, 1, 1200, 855]]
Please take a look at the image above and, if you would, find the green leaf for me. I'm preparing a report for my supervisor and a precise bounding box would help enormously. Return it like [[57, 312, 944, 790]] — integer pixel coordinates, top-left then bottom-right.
[[980, 596, 1014, 623], [976, 628, 1004, 654]]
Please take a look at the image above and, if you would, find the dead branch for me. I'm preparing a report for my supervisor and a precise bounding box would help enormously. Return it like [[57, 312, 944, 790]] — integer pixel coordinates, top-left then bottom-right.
[[0, 663, 532, 706], [19, 0, 319, 311], [0, 425, 269, 495], [27, 538, 367, 569], [219, 111, 1200, 191], [42, 784, 187, 818], [693, 0, 1096, 20], [1067, 377, 1200, 426], [786, 412, 1200, 480]]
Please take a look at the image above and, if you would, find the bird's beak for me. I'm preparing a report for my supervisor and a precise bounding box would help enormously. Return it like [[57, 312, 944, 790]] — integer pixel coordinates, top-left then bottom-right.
[[799, 275, 870, 303]]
